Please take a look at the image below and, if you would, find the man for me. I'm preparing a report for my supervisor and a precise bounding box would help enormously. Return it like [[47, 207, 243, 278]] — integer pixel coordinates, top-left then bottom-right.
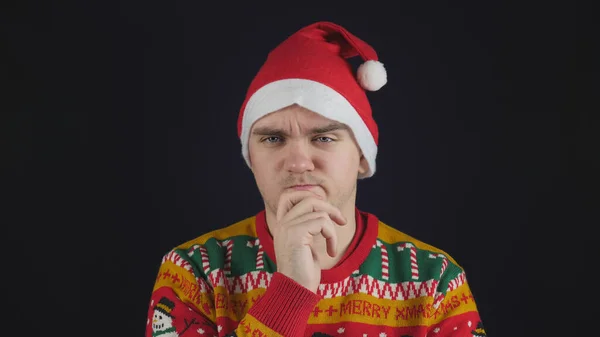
[[145, 21, 486, 337]]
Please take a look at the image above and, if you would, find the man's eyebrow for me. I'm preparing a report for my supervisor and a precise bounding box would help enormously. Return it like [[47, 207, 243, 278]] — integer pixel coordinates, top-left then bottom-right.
[[309, 122, 349, 135], [251, 122, 348, 136], [251, 126, 287, 136]]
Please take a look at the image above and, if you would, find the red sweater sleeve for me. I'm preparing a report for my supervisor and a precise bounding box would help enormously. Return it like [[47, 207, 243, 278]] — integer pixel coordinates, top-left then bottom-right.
[[244, 272, 322, 336]]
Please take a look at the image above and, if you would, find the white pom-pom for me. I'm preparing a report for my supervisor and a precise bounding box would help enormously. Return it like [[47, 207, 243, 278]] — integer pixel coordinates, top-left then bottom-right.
[[357, 60, 387, 91]]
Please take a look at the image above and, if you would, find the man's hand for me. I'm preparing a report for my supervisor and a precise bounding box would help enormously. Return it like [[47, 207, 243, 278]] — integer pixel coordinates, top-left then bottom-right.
[[272, 190, 347, 293]]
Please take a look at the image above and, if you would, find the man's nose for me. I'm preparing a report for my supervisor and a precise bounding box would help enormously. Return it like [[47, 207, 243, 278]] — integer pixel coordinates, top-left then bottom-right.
[[283, 141, 315, 173]]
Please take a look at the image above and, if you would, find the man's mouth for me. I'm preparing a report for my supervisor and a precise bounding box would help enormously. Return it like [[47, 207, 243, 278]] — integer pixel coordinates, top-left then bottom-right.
[[289, 184, 319, 191]]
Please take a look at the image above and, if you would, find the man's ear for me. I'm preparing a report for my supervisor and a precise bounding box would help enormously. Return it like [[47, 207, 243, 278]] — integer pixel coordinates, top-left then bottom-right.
[[358, 154, 369, 175]]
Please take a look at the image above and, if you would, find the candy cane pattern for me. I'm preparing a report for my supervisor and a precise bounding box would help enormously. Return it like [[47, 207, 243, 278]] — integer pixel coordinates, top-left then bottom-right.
[[222, 239, 234, 276], [446, 272, 466, 292], [372, 239, 389, 280], [189, 244, 211, 275], [246, 238, 264, 270], [432, 272, 467, 308], [429, 253, 448, 279], [398, 243, 419, 280], [429, 253, 448, 308], [162, 249, 193, 272]]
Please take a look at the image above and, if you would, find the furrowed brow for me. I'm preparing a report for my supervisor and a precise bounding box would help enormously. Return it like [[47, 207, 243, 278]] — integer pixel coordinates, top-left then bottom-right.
[[251, 126, 288, 137], [251, 122, 348, 137], [309, 122, 349, 135]]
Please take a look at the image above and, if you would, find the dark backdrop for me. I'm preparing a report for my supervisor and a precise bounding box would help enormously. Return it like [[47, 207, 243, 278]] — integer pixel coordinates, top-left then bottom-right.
[[4, 1, 591, 337]]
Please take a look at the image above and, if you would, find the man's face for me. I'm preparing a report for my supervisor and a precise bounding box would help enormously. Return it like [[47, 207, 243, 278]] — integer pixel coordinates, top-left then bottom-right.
[[248, 104, 369, 216]]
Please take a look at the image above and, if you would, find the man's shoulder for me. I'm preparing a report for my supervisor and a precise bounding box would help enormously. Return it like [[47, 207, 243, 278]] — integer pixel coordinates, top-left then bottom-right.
[[172, 213, 260, 251], [374, 217, 461, 267]]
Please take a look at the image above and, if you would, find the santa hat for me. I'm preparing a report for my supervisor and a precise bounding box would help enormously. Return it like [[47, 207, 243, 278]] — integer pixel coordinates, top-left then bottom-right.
[[237, 21, 387, 178]]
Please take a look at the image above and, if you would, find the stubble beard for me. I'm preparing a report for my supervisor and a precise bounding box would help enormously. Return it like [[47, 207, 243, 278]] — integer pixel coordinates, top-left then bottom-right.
[[263, 175, 357, 220]]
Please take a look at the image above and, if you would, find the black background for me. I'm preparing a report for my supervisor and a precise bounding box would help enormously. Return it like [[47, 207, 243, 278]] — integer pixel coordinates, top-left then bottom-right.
[[3, 1, 592, 336]]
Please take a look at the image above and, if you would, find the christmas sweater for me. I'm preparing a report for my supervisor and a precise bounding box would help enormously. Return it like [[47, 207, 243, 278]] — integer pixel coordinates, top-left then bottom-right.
[[146, 209, 486, 337]]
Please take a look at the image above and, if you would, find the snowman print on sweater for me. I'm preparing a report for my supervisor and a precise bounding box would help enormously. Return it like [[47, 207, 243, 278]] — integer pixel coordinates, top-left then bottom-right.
[[152, 297, 178, 337]]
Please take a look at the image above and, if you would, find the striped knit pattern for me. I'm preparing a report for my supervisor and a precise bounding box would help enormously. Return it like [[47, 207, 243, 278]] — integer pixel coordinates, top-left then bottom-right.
[[429, 252, 449, 308], [246, 238, 265, 270], [397, 242, 419, 280], [223, 239, 234, 276], [196, 244, 211, 275], [373, 239, 389, 280]]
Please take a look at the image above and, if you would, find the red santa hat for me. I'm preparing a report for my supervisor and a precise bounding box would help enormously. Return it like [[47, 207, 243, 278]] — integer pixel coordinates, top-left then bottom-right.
[[237, 21, 387, 178]]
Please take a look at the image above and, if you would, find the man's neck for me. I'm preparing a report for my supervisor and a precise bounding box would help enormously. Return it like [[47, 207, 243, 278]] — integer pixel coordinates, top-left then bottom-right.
[[264, 204, 357, 269]]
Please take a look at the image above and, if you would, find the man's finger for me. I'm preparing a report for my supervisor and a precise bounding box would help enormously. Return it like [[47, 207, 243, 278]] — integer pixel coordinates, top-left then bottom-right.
[[281, 196, 346, 226], [303, 216, 338, 257], [276, 190, 323, 222]]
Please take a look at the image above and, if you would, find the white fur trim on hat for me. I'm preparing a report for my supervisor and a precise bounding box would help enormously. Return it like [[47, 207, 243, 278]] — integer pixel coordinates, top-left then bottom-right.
[[240, 78, 377, 179]]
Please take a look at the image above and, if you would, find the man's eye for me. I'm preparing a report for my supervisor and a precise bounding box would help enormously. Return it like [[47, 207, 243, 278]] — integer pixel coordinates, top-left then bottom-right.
[[315, 136, 334, 142], [263, 136, 281, 143]]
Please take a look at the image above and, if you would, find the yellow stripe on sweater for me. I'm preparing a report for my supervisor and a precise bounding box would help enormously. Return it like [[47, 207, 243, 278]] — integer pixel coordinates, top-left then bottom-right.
[[153, 259, 215, 318], [377, 222, 461, 266], [208, 284, 478, 328], [174, 216, 258, 248], [307, 287, 477, 327], [213, 288, 266, 321], [238, 315, 283, 336]]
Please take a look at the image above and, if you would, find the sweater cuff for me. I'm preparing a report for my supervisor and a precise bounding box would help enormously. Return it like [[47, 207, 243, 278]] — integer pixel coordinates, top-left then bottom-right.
[[247, 272, 322, 337]]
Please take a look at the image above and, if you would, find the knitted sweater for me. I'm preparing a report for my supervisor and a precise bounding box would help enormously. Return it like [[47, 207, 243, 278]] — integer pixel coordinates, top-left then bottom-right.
[[145, 209, 486, 337]]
